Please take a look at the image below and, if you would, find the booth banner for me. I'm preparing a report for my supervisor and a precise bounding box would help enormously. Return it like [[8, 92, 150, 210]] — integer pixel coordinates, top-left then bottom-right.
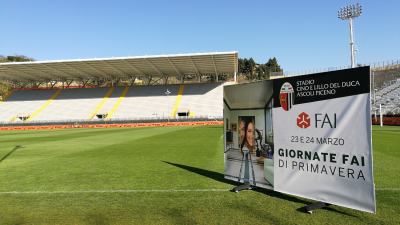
[[223, 81, 275, 190], [272, 67, 376, 213]]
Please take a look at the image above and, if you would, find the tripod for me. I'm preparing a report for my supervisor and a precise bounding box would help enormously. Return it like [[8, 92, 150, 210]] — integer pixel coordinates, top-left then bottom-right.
[[232, 149, 256, 192]]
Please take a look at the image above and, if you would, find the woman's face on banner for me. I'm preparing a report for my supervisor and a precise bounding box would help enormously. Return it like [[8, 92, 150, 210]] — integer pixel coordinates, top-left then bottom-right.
[[246, 122, 255, 147]]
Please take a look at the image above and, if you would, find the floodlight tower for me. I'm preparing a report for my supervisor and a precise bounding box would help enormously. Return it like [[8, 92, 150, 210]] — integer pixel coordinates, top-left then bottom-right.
[[338, 3, 362, 68]]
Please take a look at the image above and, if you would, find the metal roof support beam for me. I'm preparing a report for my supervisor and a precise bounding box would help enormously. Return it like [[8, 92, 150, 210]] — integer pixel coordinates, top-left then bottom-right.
[[103, 61, 130, 78], [88, 78, 98, 87], [190, 56, 201, 75], [116, 78, 123, 86], [110, 78, 115, 87], [121, 60, 145, 76], [129, 76, 136, 86], [144, 59, 163, 76], [234, 71, 237, 83], [0, 72, 16, 81], [40, 64, 75, 80], [166, 58, 183, 77], [81, 79, 90, 88], [164, 75, 169, 85], [60, 62, 92, 79], [50, 81, 58, 88], [18, 65, 56, 81], [81, 62, 109, 78], [35, 81, 44, 88], [211, 55, 219, 79], [5, 69, 38, 81], [66, 80, 73, 88], [151, 77, 163, 85], [147, 76, 153, 85]]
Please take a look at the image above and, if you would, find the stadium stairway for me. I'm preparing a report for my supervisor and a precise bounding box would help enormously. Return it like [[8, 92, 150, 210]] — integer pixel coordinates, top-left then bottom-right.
[[178, 83, 224, 118], [112, 84, 180, 119], [106, 86, 130, 119], [0, 89, 58, 123], [33, 88, 109, 121], [170, 84, 185, 117], [26, 89, 62, 121], [88, 86, 115, 120]]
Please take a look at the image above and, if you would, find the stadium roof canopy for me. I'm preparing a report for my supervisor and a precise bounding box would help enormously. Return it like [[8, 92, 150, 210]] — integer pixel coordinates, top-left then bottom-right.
[[0, 51, 238, 82]]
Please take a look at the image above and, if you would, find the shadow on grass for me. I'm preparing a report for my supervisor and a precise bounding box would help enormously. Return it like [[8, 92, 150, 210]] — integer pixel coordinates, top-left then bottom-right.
[[162, 161, 359, 218], [84, 213, 110, 225], [296, 204, 358, 217], [162, 161, 237, 186], [0, 145, 23, 163]]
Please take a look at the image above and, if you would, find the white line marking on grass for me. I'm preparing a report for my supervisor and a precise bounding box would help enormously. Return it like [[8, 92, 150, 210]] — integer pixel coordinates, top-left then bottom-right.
[[1, 188, 397, 195], [0, 189, 229, 195], [376, 188, 400, 191]]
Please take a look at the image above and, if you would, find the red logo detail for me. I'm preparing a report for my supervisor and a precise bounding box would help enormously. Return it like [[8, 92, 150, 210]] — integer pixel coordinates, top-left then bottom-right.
[[279, 82, 294, 111], [297, 112, 310, 128], [280, 93, 289, 111]]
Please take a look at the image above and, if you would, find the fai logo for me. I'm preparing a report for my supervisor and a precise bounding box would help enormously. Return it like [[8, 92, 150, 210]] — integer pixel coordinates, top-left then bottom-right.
[[296, 112, 337, 129], [280, 82, 294, 111], [297, 112, 310, 128]]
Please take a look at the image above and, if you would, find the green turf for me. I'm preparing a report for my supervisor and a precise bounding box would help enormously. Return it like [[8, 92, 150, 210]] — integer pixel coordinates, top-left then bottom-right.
[[0, 125, 399, 225]]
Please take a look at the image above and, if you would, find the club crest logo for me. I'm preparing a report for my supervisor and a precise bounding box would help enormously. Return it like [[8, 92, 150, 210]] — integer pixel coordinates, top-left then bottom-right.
[[279, 82, 294, 111]]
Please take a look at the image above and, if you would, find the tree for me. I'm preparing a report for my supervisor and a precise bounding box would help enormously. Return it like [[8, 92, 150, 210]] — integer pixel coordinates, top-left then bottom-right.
[[0, 55, 33, 63], [0, 55, 34, 99], [259, 57, 282, 80], [238, 57, 257, 80], [265, 57, 282, 73], [238, 57, 283, 81]]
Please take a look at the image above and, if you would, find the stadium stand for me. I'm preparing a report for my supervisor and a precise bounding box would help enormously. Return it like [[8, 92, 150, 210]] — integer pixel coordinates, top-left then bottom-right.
[[0, 52, 237, 127], [178, 82, 223, 118], [112, 85, 180, 119], [32, 88, 109, 121], [373, 78, 400, 115], [370, 63, 400, 116], [0, 83, 225, 123], [0, 89, 56, 122]]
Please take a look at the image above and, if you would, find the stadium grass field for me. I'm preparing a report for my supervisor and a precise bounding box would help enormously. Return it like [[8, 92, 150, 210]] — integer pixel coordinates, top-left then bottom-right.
[[0, 125, 399, 225]]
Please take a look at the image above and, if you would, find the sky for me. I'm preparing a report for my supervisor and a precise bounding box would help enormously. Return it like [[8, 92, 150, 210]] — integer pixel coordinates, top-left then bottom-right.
[[0, 0, 399, 72]]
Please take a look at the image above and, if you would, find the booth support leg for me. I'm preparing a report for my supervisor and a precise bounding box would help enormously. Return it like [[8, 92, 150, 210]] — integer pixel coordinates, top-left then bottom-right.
[[303, 202, 331, 214]]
